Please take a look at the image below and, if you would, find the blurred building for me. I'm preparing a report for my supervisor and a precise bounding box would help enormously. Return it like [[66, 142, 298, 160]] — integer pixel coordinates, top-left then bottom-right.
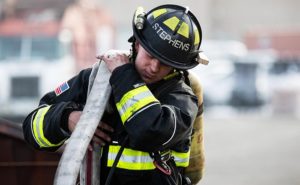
[[0, 0, 72, 19], [98, 0, 300, 40], [0, 0, 115, 119], [245, 30, 300, 114], [61, 0, 115, 71], [205, 0, 300, 40]]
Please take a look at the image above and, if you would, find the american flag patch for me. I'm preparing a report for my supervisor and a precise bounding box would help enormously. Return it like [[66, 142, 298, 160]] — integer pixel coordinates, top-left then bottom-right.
[[54, 82, 70, 96]]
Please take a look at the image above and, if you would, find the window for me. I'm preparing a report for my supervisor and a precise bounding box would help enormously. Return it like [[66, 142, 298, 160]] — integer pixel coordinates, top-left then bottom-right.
[[31, 36, 62, 60], [0, 35, 67, 62], [0, 37, 22, 60], [11, 76, 39, 98]]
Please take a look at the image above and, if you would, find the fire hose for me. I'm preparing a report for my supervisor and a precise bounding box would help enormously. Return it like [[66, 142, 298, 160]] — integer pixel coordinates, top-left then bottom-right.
[[54, 60, 111, 185]]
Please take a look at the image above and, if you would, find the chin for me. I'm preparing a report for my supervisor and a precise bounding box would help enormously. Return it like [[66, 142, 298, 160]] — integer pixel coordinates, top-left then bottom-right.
[[143, 78, 154, 84]]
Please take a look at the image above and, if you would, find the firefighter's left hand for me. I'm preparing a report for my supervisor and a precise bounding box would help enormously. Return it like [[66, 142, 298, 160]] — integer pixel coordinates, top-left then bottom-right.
[[97, 50, 130, 72], [89, 121, 114, 151], [92, 121, 114, 147], [68, 111, 114, 151]]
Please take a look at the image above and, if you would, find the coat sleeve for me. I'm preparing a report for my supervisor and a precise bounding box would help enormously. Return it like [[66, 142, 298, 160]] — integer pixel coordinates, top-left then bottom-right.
[[22, 68, 91, 152], [109, 64, 198, 152]]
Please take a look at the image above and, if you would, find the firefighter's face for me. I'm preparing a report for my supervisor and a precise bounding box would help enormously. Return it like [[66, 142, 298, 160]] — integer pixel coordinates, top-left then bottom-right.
[[135, 42, 173, 84]]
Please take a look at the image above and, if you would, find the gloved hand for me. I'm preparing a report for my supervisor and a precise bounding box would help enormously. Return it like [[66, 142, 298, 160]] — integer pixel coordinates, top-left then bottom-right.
[[97, 50, 130, 73]]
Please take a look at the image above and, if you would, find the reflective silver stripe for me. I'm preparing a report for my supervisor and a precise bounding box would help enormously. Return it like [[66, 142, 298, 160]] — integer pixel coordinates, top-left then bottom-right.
[[116, 85, 158, 123], [108, 153, 153, 163], [118, 91, 153, 116], [173, 155, 189, 163], [172, 150, 190, 167], [107, 146, 191, 169], [107, 146, 155, 170]]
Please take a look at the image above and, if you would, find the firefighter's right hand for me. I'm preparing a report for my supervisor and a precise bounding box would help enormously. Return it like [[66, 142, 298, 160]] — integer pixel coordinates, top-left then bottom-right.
[[68, 111, 114, 150], [68, 111, 82, 132], [97, 50, 130, 72]]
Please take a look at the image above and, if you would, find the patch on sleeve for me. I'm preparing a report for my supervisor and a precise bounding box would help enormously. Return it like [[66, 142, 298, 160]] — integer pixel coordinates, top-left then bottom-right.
[[54, 82, 70, 96]]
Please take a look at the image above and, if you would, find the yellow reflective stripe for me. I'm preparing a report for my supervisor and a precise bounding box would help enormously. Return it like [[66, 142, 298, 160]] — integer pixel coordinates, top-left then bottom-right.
[[178, 22, 189, 39], [107, 145, 155, 170], [172, 150, 191, 167], [152, 8, 167, 19], [32, 106, 64, 148], [119, 96, 157, 123], [32, 106, 50, 147], [116, 85, 158, 123], [194, 28, 200, 45], [107, 146, 191, 170], [117, 90, 152, 116], [163, 71, 179, 80], [117, 86, 149, 109], [163, 16, 179, 31]]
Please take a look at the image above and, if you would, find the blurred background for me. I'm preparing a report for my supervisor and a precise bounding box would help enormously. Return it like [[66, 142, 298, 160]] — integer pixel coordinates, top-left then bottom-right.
[[0, 0, 299, 185]]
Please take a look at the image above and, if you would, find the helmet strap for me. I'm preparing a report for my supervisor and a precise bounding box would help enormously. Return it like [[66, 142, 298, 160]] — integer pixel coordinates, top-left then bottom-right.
[[129, 37, 137, 63]]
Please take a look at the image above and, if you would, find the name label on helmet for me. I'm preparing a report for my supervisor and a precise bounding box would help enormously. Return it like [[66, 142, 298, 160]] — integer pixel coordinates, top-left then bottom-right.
[[153, 23, 190, 51]]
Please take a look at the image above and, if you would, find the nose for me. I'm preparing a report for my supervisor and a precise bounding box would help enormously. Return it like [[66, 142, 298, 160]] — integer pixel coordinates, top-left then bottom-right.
[[150, 58, 160, 73]]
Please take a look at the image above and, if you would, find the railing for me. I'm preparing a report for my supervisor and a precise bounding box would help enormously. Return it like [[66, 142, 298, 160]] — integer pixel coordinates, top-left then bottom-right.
[[0, 118, 61, 185]]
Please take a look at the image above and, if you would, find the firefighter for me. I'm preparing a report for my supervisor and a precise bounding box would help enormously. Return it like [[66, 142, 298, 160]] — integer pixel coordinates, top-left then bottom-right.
[[23, 4, 206, 185]]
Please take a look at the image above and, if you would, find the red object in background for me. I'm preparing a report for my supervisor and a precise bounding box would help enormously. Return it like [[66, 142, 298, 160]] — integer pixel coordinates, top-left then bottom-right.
[[0, 18, 60, 36], [0, 118, 61, 185], [245, 29, 300, 59]]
